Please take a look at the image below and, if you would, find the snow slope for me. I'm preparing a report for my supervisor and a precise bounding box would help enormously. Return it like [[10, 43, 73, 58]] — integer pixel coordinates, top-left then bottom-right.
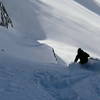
[[38, 0, 100, 63], [0, 54, 100, 100], [0, 0, 59, 64], [2, 0, 100, 63], [0, 27, 57, 63], [0, 0, 100, 100], [74, 0, 100, 15]]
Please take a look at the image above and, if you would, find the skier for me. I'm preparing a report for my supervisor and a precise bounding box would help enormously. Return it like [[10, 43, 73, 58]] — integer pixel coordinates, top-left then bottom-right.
[[74, 48, 90, 64]]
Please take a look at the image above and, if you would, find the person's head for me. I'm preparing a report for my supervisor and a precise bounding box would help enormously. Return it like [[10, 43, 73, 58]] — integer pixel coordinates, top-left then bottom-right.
[[78, 48, 83, 54]]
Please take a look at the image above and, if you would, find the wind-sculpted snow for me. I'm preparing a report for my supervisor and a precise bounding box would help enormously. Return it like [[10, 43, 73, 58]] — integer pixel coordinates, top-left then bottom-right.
[[36, 0, 100, 61], [0, 27, 57, 63], [74, 0, 100, 15], [0, 56, 100, 100], [1, 0, 100, 100], [2, 0, 100, 63]]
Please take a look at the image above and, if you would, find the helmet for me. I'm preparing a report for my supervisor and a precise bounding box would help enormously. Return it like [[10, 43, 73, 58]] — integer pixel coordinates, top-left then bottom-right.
[[78, 48, 83, 54]]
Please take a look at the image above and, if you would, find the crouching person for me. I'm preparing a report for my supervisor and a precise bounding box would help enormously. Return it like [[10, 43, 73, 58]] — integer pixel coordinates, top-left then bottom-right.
[[74, 48, 90, 64]]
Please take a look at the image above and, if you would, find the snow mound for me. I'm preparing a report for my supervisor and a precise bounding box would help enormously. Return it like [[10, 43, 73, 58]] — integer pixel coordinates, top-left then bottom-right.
[[0, 56, 100, 100], [32, 59, 100, 100]]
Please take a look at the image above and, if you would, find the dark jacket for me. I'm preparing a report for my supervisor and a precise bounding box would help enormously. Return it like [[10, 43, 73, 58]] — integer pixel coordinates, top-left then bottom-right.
[[74, 49, 90, 64]]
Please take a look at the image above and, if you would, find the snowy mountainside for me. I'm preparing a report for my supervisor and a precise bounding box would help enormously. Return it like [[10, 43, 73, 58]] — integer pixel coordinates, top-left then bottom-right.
[[37, 0, 100, 63], [3, 0, 46, 40], [0, 0, 100, 100], [2, 0, 100, 63], [0, 0, 59, 64]]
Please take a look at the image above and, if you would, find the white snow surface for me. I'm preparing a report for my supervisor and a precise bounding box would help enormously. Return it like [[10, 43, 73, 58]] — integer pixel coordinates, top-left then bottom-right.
[[0, 0, 100, 99]]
